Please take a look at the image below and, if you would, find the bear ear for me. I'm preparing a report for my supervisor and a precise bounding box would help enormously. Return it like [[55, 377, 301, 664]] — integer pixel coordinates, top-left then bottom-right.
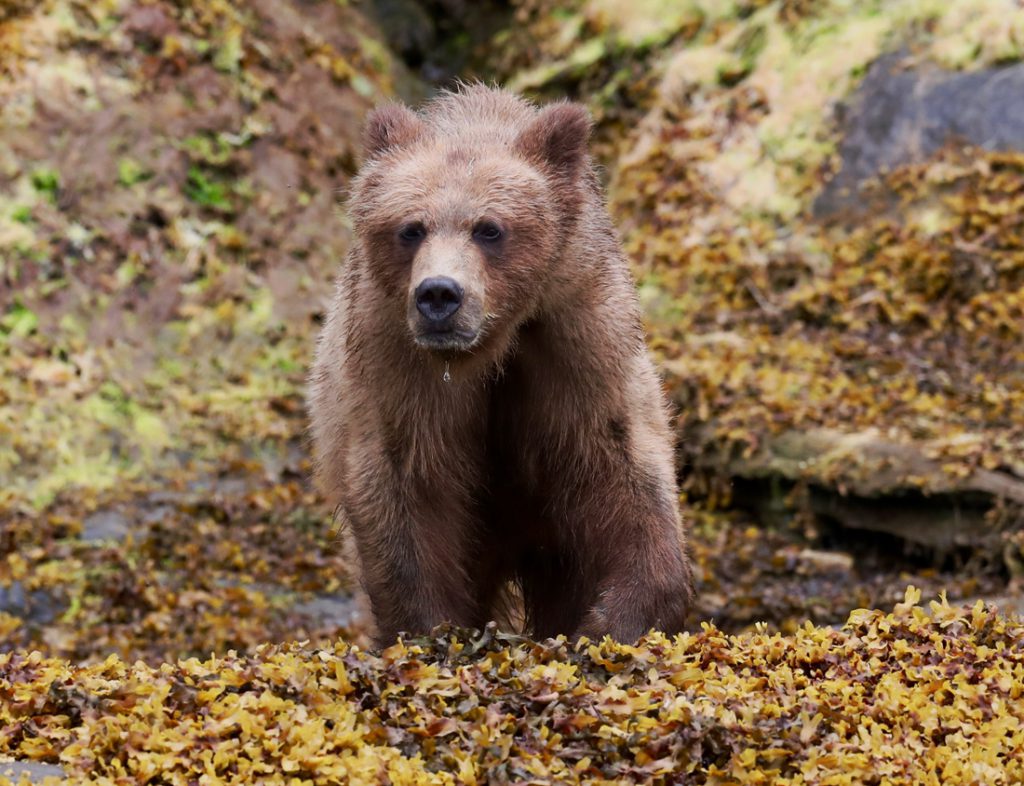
[[514, 101, 593, 179], [363, 103, 424, 159]]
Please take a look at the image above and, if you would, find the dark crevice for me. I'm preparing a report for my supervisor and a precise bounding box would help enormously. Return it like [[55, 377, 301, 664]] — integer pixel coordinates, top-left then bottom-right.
[[363, 0, 513, 87], [724, 476, 1010, 577]]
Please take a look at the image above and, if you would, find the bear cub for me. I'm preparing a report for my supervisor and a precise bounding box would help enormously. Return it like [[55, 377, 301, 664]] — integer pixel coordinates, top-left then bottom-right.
[[309, 84, 694, 645]]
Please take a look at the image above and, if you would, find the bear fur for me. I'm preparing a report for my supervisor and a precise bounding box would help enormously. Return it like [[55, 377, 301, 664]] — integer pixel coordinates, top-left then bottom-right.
[[309, 84, 694, 645]]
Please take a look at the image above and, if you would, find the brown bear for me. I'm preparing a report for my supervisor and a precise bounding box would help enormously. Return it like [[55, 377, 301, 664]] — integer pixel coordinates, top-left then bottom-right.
[[309, 84, 693, 645]]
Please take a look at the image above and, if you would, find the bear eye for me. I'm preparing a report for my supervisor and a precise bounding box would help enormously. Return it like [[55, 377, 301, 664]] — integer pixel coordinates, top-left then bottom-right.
[[398, 222, 426, 243], [473, 221, 504, 243]]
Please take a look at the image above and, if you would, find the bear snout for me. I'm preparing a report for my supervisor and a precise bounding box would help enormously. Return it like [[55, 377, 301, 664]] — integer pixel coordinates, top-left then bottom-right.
[[408, 275, 483, 352], [415, 276, 464, 322]]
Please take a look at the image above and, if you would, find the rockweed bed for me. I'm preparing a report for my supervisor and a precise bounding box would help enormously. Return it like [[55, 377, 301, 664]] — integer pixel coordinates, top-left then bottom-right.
[[1, 589, 1021, 785]]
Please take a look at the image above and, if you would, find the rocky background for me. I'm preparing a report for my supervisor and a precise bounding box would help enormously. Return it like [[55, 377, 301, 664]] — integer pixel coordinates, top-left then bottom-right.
[[1, 1, 1023, 782]]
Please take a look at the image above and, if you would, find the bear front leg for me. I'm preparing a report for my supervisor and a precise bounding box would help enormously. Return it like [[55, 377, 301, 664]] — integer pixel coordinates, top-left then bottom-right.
[[574, 528, 693, 642], [571, 480, 694, 643]]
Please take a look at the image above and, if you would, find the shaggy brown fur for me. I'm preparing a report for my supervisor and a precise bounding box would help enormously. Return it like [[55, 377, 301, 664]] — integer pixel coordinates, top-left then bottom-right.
[[309, 84, 694, 645]]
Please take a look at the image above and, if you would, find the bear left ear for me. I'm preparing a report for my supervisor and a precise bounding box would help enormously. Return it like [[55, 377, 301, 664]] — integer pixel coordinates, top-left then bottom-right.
[[363, 102, 424, 160], [514, 101, 592, 180]]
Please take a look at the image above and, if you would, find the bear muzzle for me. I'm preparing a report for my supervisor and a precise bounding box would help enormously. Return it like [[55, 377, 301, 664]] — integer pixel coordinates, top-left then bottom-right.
[[408, 276, 484, 352]]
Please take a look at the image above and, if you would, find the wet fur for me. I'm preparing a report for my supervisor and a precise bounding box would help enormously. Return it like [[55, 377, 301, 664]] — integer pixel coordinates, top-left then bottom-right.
[[309, 85, 694, 645]]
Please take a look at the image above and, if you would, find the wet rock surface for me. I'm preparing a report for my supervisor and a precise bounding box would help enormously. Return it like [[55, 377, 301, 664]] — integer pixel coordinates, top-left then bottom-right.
[[0, 582, 63, 627], [0, 759, 66, 783], [292, 592, 363, 629], [81, 509, 131, 543], [817, 55, 1024, 216]]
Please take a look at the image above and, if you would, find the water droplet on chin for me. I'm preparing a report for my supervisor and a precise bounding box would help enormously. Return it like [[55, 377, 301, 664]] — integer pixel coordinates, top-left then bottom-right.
[[443, 362, 451, 383]]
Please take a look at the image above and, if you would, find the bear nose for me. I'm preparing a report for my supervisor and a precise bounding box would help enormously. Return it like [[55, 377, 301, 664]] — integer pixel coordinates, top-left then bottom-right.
[[415, 277, 463, 322]]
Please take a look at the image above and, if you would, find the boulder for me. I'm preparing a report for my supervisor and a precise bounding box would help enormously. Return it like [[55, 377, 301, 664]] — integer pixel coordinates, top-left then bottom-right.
[[816, 55, 1024, 216]]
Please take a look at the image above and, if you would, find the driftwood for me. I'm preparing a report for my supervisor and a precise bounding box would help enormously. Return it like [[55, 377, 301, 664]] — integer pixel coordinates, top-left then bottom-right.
[[688, 426, 1024, 549]]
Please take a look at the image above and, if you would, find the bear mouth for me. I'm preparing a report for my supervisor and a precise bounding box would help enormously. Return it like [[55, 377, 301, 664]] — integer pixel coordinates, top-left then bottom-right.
[[413, 328, 480, 352]]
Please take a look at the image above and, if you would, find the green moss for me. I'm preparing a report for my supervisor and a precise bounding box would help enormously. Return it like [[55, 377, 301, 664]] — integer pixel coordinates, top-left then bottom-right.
[[0, 301, 38, 338], [116, 157, 150, 186], [184, 166, 232, 210], [29, 167, 59, 201]]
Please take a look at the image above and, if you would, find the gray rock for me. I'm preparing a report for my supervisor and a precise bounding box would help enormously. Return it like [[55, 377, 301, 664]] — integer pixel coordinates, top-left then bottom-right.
[[292, 593, 362, 628], [966, 594, 1024, 617], [0, 581, 62, 625], [81, 509, 130, 542], [141, 505, 173, 526], [186, 475, 253, 498], [208, 579, 362, 628], [0, 760, 66, 783], [815, 55, 1024, 217]]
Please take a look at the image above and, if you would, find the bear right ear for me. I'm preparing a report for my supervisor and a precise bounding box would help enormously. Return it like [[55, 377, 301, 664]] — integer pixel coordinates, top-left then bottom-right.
[[363, 103, 424, 159]]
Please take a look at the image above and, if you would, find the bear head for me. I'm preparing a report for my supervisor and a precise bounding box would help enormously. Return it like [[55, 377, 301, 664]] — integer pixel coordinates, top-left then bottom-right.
[[348, 87, 593, 361]]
